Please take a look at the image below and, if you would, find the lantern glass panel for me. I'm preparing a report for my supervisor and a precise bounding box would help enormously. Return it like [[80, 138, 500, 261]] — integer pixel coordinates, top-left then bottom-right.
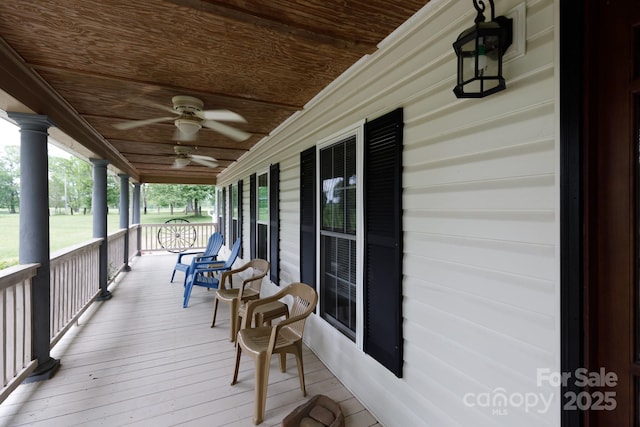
[[453, 9, 512, 99], [454, 27, 505, 97]]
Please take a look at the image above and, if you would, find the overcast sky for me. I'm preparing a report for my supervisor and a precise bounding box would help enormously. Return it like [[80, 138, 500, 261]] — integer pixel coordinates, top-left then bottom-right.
[[0, 117, 19, 148], [0, 116, 70, 158]]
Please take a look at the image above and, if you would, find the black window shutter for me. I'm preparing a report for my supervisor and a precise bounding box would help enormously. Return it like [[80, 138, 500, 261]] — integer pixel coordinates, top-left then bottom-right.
[[363, 108, 404, 378], [221, 187, 227, 243], [250, 173, 257, 259], [300, 147, 316, 287], [238, 179, 243, 258], [269, 163, 280, 284]]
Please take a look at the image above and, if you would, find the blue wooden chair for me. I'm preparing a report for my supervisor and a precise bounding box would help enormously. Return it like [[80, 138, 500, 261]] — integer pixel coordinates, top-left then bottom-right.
[[171, 232, 224, 285], [182, 238, 241, 308]]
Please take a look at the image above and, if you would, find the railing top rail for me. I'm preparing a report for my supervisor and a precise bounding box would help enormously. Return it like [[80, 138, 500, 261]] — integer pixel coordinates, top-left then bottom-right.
[[0, 263, 40, 291], [50, 238, 103, 264], [107, 229, 128, 240], [142, 222, 214, 226]]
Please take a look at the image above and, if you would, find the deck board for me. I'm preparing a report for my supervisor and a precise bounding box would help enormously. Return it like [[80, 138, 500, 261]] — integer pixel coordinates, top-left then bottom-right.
[[0, 254, 381, 427]]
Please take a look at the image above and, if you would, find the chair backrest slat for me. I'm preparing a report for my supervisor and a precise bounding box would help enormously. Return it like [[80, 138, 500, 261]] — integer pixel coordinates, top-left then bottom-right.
[[246, 259, 269, 293], [207, 232, 224, 257], [281, 283, 317, 338], [236, 259, 269, 299], [223, 239, 242, 268]]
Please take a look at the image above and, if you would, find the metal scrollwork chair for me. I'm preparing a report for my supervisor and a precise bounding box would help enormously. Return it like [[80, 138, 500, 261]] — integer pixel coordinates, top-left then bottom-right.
[[231, 282, 318, 425], [211, 258, 270, 341]]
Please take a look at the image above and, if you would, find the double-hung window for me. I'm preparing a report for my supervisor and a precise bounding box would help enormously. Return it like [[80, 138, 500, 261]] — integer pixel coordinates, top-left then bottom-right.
[[318, 126, 362, 343], [257, 171, 269, 260], [250, 164, 280, 284], [216, 188, 223, 235], [220, 187, 227, 239], [231, 184, 239, 243]]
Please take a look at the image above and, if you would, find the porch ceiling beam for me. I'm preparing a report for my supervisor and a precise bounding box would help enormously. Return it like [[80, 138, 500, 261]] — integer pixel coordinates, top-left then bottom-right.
[[30, 64, 302, 110], [107, 138, 249, 156], [0, 36, 139, 181], [163, 0, 377, 55], [139, 174, 217, 185]]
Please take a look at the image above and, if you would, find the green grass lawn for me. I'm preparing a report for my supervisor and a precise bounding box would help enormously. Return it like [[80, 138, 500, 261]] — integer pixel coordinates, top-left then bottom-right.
[[0, 211, 214, 268]]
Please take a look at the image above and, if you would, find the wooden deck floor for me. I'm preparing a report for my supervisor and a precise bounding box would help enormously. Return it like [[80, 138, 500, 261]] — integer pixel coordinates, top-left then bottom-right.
[[0, 254, 380, 427]]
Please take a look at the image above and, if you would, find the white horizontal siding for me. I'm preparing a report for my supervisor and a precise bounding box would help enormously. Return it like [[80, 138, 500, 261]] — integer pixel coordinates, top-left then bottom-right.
[[276, 155, 302, 288], [219, 0, 560, 426]]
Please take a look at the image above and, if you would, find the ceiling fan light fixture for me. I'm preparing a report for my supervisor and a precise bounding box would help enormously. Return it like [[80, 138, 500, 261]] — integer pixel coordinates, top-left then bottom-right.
[[173, 157, 191, 168], [174, 118, 202, 136]]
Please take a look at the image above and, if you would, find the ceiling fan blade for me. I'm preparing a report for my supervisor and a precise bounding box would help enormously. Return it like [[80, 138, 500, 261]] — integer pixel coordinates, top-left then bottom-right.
[[196, 109, 247, 123], [190, 157, 219, 168], [142, 100, 180, 115], [191, 154, 218, 162], [114, 116, 174, 130], [202, 120, 251, 142]]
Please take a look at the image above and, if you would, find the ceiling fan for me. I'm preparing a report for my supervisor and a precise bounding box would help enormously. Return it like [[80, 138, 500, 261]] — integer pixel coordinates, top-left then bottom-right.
[[171, 145, 219, 169], [113, 95, 250, 142]]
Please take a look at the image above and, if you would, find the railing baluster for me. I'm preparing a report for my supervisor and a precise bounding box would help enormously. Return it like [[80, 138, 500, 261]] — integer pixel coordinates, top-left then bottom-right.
[[0, 264, 38, 404], [1, 287, 6, 388], [11, 284, 16, 382]]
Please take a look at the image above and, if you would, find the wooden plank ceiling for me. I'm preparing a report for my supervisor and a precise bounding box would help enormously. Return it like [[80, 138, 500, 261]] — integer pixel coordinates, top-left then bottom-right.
[[0, 0, 427, 184]]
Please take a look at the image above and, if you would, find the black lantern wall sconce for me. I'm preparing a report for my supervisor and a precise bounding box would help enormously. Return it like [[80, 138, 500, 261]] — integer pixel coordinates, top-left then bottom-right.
[[453, 0, 513, 98]]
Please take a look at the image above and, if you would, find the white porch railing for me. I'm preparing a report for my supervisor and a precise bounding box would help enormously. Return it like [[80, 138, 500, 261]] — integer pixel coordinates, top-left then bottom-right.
[[0, 264, 39, 404], [107, 229, 127, 280], [49, 239, 102, 348], [140, 222, 216, 252], [128, 224, 140, 259], [0, 222, 216, 404]]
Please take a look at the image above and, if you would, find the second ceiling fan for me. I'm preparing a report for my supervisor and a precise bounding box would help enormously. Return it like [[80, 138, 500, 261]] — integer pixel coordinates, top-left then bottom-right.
[[114, 95, 250, 142], [171, 145, 218, 169]]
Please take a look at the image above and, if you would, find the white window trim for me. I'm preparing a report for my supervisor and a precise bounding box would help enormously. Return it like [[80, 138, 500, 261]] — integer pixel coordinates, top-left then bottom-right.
[[315, 120, 365, 349]]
